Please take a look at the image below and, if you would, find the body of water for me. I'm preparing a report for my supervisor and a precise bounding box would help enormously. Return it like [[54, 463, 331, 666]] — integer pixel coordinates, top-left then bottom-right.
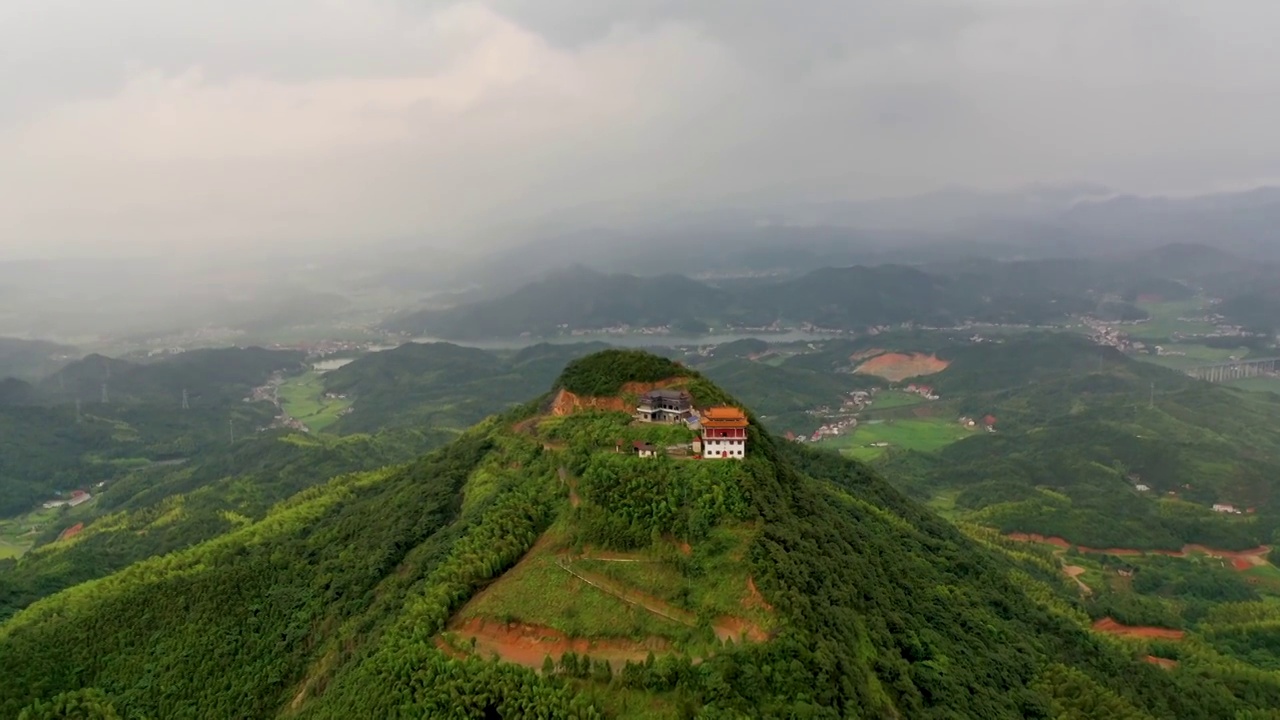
[[313, 358, 356, 371]]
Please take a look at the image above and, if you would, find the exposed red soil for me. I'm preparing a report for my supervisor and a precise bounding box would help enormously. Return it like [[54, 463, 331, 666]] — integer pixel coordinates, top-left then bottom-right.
[[1091, 617, 1185, 640], [1007, 532, 1072, 549], [550, 378, 690, 416], [57, 522, 84, 541], [678, 541, 692, 556], [713, 616, 769, 644], [1091, 547, 1145, 557], [1005, 534, 1272, 571], [448, 618, 665, 670], [854, 352, 949, 382], [1144, 655, 1178, 669], [744, 576, 774, 612]]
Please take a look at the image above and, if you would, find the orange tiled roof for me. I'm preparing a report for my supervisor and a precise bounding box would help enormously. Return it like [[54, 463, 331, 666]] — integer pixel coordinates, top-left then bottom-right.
[[701, 406, 748, 427]]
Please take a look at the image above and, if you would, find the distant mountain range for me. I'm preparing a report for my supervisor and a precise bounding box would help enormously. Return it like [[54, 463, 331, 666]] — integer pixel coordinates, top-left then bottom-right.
[[0, 337, 76, 382], [420, 185, 1280, 290], [388, 244, 1269, 340]]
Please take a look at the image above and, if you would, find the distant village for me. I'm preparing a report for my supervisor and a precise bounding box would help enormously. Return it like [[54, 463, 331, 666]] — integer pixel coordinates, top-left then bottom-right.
[[42, 489, 94, 510]]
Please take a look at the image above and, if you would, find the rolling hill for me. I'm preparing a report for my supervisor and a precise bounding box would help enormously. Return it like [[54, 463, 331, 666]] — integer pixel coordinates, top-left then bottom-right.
[[390, 267, 731, 339], [0, 337, 76, 382], [0, 347, 306, 517], [37, 347, 305, 407], [3, 350, 1278, 718], [388, 254, 1240, 340], [878, 333, 1280, 551]]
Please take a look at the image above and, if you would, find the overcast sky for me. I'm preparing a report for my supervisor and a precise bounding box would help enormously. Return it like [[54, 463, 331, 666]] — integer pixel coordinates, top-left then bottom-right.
[[3, 0, 1280, 259]]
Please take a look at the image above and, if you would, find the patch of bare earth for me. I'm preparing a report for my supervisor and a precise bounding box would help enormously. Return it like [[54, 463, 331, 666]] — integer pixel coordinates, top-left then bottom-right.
[[447, 618, 665, 670], [1144, 655, 1178, 670], [1091, 618, 1185, 640], [288, 649, 338, 711], [1005, 534, 1273, 572], [549, 377, 691, 416], [713, 616, 769, 643], [57, 522, 84, 541], [744, 576, 774, 612], [1062, 565, 1092, 595], [558, 467, 580, 508], [854, 352, 949, 382]]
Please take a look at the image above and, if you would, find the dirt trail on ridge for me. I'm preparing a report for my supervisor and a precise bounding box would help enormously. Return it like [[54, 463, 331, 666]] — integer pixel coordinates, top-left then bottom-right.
[[1091, 617, 1185, 640], [1006, 533, 1271, 571], [1062, 565, 1092, 595], [557, 560, 770, 643], [447, 618, 664, 670]]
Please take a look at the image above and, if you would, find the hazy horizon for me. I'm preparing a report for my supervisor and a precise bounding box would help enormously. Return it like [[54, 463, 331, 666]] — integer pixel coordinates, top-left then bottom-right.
[[5, 0, 1280, 260]]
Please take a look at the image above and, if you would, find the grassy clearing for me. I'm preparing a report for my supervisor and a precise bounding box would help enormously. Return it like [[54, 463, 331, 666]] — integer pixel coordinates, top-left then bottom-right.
[[866, 390, 928, 411], [0, 505, 65, 558], [575, 525, 767, 630], [278, 371, 351, 432], [458, 531, 695, 644], [1224, 377, 1280, 395], [829, 418, 974, 461], [1142, 343, 1253, 370], [1128, 299, 1218, 340], [926, 489, 963, 521]]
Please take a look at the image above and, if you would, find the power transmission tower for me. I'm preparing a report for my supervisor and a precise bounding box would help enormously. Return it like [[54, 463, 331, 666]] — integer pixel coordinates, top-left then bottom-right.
[[181, 388, 189, 410], [75, 398, 82, 423], [229, 418, 235, 444], [101, 382, 109, 404], [1149, 382, 1155, 409]]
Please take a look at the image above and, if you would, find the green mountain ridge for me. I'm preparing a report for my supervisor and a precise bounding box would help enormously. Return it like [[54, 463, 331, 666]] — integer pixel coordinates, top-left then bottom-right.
[[37, 347, 306, 406], [4, 350, 1278, 718]]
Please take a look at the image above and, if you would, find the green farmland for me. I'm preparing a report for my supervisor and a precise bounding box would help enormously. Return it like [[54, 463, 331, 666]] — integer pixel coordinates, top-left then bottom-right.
[[826, 418, 976, 461], [1128, 299, 1219, 340], [278, 372, 352, 433]]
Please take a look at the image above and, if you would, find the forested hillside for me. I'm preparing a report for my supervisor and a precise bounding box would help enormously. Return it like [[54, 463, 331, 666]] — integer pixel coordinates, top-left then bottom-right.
[[37, 347, 305, 406], [4, 350, 1280, 718], [0, 427, 431, 621], [0, 347, 307, 517], [881, 334, 1280, 550], [323, 341, 612, 433]]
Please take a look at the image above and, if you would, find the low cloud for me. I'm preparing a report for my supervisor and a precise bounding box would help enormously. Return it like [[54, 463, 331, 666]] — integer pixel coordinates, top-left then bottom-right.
[[3, 0, 1280, 257]]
